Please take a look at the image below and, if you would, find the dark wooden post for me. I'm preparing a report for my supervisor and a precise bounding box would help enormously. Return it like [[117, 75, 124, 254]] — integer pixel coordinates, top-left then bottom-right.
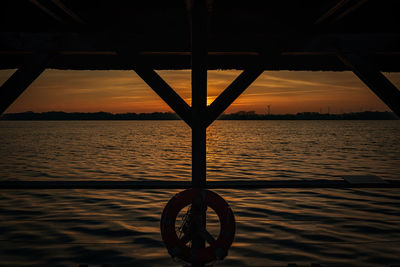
[[191, 0, 207, 188], [190, 0, 208, 265]]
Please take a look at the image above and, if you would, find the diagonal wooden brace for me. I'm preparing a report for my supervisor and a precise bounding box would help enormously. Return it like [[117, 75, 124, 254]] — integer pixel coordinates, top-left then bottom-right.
[[205, 66, 264, 127], [117, 49, 192, 127], [338, 53, 400, 117], [134, 66, 193, 127], [0, 52, 54, 115]]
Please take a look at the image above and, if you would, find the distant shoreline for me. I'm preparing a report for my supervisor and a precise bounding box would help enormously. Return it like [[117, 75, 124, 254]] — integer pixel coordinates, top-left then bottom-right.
[[1, 111, 398, 120]]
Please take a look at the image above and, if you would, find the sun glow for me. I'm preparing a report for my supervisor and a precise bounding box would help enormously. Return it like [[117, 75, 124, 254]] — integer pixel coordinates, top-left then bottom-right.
[[207, 96, 215, 106], [1, 69, 395, 114]]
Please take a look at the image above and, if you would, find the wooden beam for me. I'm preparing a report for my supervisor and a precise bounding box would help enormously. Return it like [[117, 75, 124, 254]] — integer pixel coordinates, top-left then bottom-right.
[[315, 0, 368, 25], [1, 179, 399, 190], [205, 67, 264, 127], [315, 0, 351, 25], [338, 53, 400, 117], [332, 0, 368, 23], [29, 0, 66, 24], [50, 0, 86, 24], [0, 51, 261, 56], [3, 50, 399, 57], [1, 33, 399, 55], [0, 53, 53, 115], [133, 66, 192, 127], [2, 52, 399, 72]]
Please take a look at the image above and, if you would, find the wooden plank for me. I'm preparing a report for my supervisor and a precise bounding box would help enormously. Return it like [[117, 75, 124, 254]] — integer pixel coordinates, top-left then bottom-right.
[[1, 180, 399, 189], [315, 0, 351, 25], [1, 33, 399, 55], [0, 53, 54, 115], [205, 67, 264, 127], [29, 0, 66, 24], [315, 0, 368, 25], [2, 53, 399, 72], [338, 53, 400, 117], [51, 0, 86, 24], [332, 0, 369, 23]]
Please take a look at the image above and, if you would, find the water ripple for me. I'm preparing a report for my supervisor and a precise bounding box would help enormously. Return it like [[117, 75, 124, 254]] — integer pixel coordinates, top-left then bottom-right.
[[0, 120, 399, 266]]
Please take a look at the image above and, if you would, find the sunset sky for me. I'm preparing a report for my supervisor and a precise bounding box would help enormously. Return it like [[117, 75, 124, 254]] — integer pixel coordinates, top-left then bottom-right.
[[1, 69, 399, 114]]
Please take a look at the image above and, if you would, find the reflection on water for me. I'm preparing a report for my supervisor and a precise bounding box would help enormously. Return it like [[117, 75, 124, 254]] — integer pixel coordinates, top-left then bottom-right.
[[0, 121, 399, 266]]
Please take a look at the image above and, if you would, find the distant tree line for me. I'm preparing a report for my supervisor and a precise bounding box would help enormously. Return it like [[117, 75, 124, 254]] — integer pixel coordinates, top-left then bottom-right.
[[219, 111, 398, 120], [1, 110, 398, 120], [0, 111, 180, 120]]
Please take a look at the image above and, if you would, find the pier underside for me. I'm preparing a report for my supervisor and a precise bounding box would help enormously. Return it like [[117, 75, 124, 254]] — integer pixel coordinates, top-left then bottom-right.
[[1, 0, 400, 266], [1, 0, 400, 116]]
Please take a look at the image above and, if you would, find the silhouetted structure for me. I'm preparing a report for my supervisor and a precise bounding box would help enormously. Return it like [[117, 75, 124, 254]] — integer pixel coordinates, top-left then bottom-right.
[[1, 1, 400, 266]]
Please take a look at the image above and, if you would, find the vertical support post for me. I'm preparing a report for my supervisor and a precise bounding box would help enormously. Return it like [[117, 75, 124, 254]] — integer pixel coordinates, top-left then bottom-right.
[[191, 0, 207, 188], [190, 0, 208, 265]]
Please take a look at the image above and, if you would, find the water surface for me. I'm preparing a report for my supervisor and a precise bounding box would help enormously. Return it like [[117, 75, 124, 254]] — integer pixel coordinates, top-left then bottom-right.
[[1, 120, 399, 266]]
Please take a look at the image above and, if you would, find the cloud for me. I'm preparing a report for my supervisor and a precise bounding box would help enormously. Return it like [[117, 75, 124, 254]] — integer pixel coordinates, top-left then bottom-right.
[[2, 69, 398, 114]]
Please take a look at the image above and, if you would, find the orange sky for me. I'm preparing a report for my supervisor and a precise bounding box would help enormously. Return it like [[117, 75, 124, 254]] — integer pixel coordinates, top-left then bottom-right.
[[1, 69, 399, 114]]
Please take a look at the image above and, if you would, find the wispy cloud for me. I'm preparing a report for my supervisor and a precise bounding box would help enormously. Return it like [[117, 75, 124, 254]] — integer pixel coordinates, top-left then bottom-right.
[[2, 69, 396, 114]]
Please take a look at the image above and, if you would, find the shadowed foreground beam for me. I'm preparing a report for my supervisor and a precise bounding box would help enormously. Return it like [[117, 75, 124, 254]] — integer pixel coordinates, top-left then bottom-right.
[[1, 180, 399, 189], [0, 53, 54, 115]]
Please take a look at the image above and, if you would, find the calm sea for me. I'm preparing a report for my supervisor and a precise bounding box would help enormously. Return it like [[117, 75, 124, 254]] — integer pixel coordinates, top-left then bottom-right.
[[0, 120, 399, 266]]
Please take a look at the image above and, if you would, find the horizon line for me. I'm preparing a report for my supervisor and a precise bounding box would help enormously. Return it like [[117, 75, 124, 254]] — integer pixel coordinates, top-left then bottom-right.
[[2, 110, 394, 116]]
